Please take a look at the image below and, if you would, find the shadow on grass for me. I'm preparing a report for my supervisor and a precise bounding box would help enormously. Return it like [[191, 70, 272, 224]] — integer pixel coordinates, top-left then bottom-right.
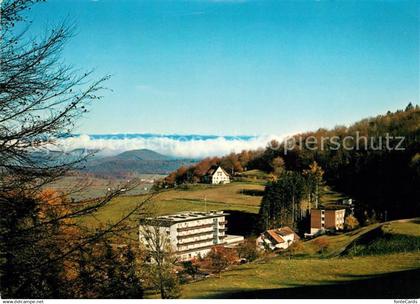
[[198, 268, 420, 299], [225, 210, 259, 237], [239, 189, 265, 196]]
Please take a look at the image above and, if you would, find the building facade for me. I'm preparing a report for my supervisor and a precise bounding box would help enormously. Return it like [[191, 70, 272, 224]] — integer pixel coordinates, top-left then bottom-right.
[[256, 226, 299, 250], [205, 166, 230, 184], [310, 208, 346, 235], [139, 211, 229, 261]]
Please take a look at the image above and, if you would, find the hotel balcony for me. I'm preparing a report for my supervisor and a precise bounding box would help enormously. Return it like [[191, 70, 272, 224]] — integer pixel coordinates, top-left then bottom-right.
[[177, 237, 214, 246], [177, 244, 214, 254], [177, 223, 213, 232], [177, 230, 213, 240]]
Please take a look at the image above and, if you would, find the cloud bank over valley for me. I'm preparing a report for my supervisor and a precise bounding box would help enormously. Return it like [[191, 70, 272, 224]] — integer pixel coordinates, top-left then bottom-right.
[[56, 133, 287, 159]]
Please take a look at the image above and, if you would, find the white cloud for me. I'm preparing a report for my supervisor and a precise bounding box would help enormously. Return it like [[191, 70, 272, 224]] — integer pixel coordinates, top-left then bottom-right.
[[55, 134, 289, 159]]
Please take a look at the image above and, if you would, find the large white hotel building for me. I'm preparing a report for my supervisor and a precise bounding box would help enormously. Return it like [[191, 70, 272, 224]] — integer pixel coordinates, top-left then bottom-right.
[[139, 211, 242, 261]]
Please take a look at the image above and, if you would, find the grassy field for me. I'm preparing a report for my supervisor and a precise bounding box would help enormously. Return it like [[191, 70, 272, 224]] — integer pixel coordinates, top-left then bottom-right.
[[79, 182, 264, 228], [70, 170, 349, 229], [383, 220, 420, 236], [296, 223, 384, 257], [76, 179, 349, 234], [287, 220, 420, 258], [344, 219, 420, 257], [155, 182, 264, 210], [236, 169, 271, 183], [180, 252, 420, 298], [48, 174, 163, 200], [179, 220, 420, 299], [321, 186, 348, 205], [67, 176, 420, 299]]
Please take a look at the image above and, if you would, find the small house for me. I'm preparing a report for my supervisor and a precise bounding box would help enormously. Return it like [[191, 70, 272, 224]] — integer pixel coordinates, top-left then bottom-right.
[[256, 226, 300, 251], [204, 165, 230, 184]]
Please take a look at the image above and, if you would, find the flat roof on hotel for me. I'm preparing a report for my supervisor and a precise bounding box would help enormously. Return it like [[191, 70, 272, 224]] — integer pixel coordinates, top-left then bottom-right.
[[139, 211, 229, 226]]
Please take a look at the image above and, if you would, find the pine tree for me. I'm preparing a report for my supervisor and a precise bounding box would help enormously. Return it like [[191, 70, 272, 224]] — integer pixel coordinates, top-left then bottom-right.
[[258, 171, 305, 231], [303, 161, 325, 209]]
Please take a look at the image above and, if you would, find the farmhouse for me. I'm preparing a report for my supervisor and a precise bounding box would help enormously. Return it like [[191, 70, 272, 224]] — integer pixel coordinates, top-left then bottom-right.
[[139, 211, 242, 261], [256, 226, 300, 251], [204, 165, 230, 184], [310, 207, 346, 235]]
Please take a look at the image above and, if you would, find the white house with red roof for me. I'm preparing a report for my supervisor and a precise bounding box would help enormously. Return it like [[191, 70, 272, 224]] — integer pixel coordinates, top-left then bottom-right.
[[256, 226, 300, 251]]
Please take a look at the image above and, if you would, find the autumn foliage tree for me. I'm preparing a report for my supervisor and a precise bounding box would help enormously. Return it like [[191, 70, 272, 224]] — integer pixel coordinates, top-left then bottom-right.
[[270, 156, 285, 177], [303, 161, 325, 209], [0, 190, 70, 297], [192, 105, 419, 222], [221, 152, 243, 175], [288, 240, 304, 259], [236, 239, 259, 262], [344, 215, 360, 231], [200, 246, 238, 277], [138, 223, 180, 299], [72, 240, 143, 299], [313, 237, 329, 254], [258, 171, 305, 231], [160, 150, 262, 187], [0, 0, 149, 298]]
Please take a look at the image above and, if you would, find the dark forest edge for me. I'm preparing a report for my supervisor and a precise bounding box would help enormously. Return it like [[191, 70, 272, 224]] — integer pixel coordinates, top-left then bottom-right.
[[159, 104, 420, 223]]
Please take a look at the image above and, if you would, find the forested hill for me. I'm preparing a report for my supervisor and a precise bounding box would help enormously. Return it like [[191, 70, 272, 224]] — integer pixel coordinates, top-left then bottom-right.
[[163, 104, 420, 220], [270, 104, 420, 220]]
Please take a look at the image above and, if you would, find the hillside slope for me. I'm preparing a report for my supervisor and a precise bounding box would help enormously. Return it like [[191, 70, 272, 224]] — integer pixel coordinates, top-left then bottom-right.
[[179, 220, 420, 299]]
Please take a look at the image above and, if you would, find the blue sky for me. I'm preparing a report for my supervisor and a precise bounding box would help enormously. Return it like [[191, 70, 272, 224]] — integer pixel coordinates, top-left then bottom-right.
[[26, 0, 419, 136]]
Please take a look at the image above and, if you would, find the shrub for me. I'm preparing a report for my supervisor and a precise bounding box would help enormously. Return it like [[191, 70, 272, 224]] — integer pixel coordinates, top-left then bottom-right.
[[313, 237, 329, 254], [200, 246, 238, 277], [345, 215, 360, 231], [237, 240, 259, 262]]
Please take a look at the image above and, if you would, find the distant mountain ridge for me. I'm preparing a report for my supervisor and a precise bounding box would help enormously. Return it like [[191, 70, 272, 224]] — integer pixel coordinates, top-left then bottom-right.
[[29, 148, 196, 177], [109, 149, 172, 161], [82, 149, 196, 177]]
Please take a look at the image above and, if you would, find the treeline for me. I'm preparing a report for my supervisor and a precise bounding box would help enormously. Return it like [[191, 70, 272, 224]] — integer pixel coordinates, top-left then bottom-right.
[[0, 189, 144, 298], [263, 104, 420, 221], [0, 0, 146, 299], [158, 149, 264, 187], [258, 161, 326, 233], [164, 104, 420, 220]]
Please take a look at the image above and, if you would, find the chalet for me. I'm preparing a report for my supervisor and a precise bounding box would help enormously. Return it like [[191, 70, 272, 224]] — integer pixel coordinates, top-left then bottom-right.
[[204, 165, 230, 184], [310, 206, 346, 235], [256, 226, 300, 251]]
